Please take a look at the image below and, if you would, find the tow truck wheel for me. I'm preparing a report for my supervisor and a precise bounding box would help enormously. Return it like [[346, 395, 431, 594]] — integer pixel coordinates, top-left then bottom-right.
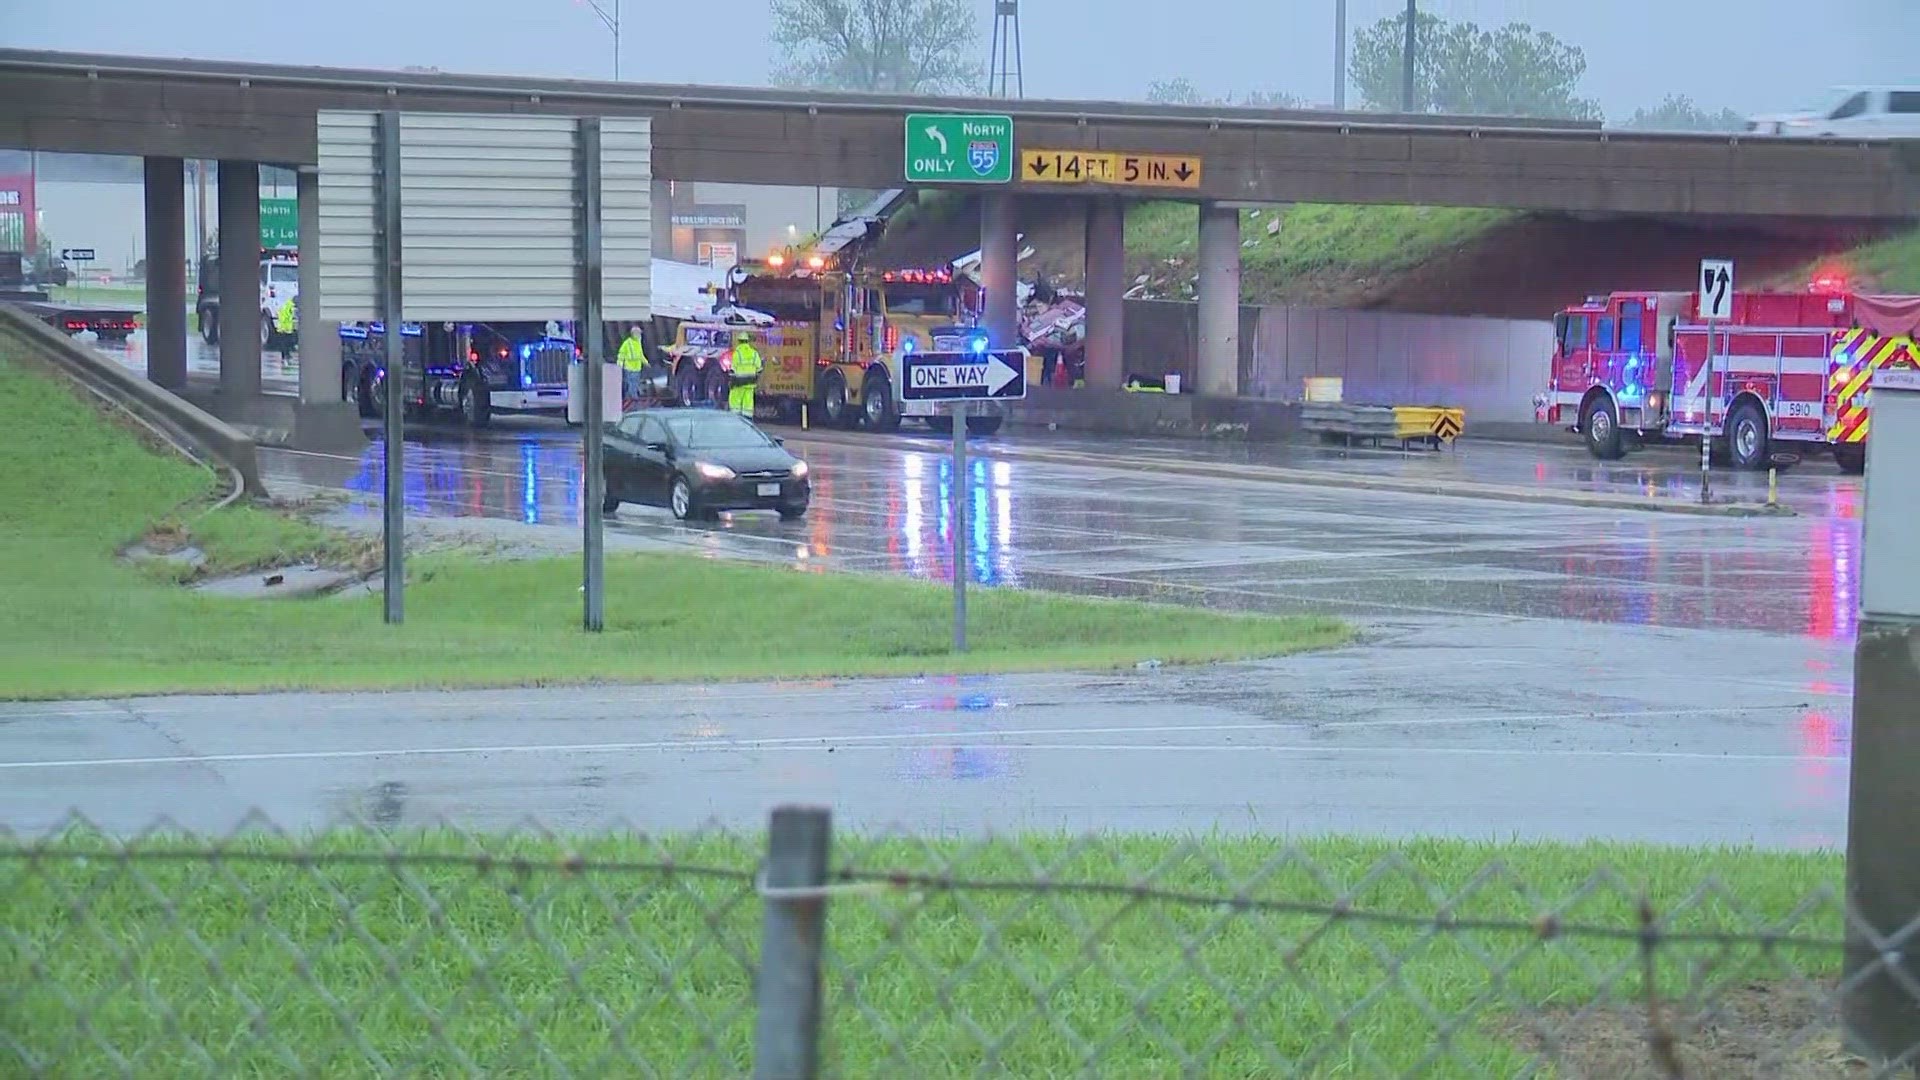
[[965, 415, 1003, 437], [863, 371, 901, 432], [356, 372, 381, 418], [1835, 443, 1866, 475], [260, 312, 273, 350], [925, 416, 954, 435], [602, 494, 620, 514], [1582, 395, 1624, 461], [1727, 400, 1769, 471], [200, 309, 219, 345], [459, 374, 492, 428], [819, 370, 852, 428]]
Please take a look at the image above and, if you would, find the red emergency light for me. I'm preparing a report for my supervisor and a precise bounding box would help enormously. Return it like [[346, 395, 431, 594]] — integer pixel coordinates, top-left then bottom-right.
[[767, 254, 786, 268], [1809, 269, 1850, 295], [881, 268, 953, 284]]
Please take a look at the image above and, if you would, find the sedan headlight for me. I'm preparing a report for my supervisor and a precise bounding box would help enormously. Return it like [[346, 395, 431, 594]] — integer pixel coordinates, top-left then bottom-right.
[[694, 461, 735, 480], [790, 460, 809, 478]]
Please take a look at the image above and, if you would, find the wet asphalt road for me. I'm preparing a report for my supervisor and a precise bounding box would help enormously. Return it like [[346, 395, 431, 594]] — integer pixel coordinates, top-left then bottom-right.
[[95, 327, 300, 396], [10, 340, 1860, 846], [256, 416, 1864, 640]]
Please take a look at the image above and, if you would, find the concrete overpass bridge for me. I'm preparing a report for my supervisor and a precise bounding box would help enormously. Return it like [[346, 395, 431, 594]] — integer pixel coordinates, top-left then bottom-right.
[[4, 49, 1916, 446]]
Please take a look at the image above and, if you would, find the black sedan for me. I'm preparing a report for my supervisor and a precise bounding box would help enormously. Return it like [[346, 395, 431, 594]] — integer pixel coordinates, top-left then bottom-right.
[[602, 408, 811, 521]]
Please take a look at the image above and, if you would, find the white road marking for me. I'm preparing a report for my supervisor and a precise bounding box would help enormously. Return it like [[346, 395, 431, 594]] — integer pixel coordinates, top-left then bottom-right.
[[0, 705, 1807, 770]]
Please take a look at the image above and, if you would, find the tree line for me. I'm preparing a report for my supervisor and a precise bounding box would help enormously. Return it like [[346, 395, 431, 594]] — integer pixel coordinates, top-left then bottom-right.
[[769, 0, 1749, 131]]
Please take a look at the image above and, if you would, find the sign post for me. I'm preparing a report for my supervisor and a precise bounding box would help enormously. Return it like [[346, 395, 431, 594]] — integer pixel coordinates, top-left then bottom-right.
[[375, 110, 406, 625], [950, 401, 969, 651], [577, 117, 607, 633], [901, 346, 1028, 652], [903, 114, 1015, 185], [1698, 258, 1734, 504]]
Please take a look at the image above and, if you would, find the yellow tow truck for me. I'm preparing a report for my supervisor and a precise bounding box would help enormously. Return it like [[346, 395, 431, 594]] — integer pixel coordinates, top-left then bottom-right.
[[668, 253, 1006, 435]]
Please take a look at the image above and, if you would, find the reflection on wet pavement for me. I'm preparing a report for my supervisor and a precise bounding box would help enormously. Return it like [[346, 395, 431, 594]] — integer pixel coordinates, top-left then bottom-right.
[[261, 417, 1864, 642], [94, 329, 299, 395]]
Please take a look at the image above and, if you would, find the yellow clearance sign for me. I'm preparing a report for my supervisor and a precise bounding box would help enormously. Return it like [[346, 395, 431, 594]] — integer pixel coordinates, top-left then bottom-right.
[[1021, 149, 1203, 190]]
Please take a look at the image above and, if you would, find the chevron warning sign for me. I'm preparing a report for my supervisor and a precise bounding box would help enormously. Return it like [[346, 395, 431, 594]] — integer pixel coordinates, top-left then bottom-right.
[[1431, 412, 1464, 442]]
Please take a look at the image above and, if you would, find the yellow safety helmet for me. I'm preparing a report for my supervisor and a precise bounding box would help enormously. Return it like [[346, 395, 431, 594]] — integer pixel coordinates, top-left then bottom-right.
[[734, 332, 754, 345]]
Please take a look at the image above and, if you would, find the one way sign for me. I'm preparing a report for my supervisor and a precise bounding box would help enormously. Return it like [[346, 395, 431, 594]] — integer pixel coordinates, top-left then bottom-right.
[[902, 349, 1027, 402]]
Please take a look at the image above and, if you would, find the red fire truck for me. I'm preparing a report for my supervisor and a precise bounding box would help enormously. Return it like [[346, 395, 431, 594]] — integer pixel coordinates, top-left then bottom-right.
[[1537, 282, 1920, 473]]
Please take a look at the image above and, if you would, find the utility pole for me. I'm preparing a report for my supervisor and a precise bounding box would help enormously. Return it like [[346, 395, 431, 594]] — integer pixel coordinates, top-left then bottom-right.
[[581, 0, 621, 79], [1333, 0, 1347, 110], [1401, 0, 1418, 112]]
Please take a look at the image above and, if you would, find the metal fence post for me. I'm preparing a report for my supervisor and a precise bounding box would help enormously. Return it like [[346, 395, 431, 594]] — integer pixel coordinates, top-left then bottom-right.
[[753, 805, 831, 1080]]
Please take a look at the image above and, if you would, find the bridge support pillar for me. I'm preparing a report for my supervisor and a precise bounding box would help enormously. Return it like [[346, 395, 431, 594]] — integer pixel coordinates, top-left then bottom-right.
[[981, 191, 1019, 350], [1197, 201, 1240, 397], [292, 165, 362, 451], [142, 157, 188, 392], [216, 161, 262, 405], [1083, 197, 1125, 389]]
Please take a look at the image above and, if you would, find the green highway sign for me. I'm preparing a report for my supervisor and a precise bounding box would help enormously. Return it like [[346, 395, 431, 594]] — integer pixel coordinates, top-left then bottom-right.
[[260, 197, 299, 248], [903, 113, 1015, 184]]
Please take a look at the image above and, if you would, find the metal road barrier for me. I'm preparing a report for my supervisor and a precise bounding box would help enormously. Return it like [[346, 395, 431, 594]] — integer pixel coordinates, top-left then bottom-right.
[[0, 303, 264, 498], [1303, 402, 1466, 450], [5, 806, 1916, 1077]]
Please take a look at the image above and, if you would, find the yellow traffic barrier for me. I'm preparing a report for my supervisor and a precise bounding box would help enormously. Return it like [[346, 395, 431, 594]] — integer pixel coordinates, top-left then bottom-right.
[[1392, 406, 1465, 445]]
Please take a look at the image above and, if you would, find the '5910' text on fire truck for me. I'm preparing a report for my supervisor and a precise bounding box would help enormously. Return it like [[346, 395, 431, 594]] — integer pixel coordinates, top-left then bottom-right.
[[1537, 284, 1920, 473]]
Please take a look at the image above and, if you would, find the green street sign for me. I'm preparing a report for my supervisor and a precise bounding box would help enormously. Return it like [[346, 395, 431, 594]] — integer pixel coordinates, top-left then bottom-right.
[[260, 197, 299, 248], [904, 113, 1015, 184]]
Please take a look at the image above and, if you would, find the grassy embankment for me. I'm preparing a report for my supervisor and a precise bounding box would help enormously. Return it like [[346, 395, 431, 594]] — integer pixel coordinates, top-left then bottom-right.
[[4, 829, 1846, 1076], [1124, 201, 1515, 300], [0, 346, 1346, 699]]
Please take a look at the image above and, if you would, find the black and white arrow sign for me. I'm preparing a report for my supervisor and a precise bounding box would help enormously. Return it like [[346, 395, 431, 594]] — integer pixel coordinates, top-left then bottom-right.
[[902, 349, 1028, 402], [1698, 258, 1734, 320]]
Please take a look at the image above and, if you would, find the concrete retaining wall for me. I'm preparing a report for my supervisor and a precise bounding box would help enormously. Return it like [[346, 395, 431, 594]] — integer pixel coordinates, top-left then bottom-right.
[[1120, 299, 1552, 425], [1012, 386, 1300, 441]]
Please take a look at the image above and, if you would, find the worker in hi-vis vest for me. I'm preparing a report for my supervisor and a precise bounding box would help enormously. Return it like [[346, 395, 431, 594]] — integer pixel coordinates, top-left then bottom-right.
[[274, 294, 298, 358], [728, 332, 763, 416], [617, 325, 648, 405]]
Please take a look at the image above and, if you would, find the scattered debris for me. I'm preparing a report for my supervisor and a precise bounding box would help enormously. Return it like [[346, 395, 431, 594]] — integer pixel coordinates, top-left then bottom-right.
[[194, 565, 362, 600]]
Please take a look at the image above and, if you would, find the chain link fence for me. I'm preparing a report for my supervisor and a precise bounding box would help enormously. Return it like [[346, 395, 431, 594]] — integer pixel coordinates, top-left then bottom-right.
[[5, 806, 1917, 1078]]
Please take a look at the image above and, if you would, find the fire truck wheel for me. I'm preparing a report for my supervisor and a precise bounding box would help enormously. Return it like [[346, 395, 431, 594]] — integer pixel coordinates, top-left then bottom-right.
[[1834, 443, 1866, 475], [862, 370, 901, 431], [1581, 395, 1624, 461], [459, 373, 492, 428], [819, 370, 853, 428], [200, 309, 219, 345], [1726, 400, 1769, 471]]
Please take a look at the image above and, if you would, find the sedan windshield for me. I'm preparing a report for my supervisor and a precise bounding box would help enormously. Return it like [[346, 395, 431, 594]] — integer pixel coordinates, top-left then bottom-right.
[[664, 413, 775, 450]]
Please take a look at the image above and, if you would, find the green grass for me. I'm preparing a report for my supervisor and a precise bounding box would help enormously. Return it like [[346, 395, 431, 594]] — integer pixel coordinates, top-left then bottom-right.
[[48, 283, 150, 306], [0, 349, 1346, 699], [1835, 226, 1920, 293], [2, 830, 1844, 1077], [1125, 202, 1515, 298]]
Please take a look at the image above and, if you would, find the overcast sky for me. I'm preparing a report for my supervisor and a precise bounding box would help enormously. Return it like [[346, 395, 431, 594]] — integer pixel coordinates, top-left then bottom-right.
[[8, 0, 1913, 120]]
